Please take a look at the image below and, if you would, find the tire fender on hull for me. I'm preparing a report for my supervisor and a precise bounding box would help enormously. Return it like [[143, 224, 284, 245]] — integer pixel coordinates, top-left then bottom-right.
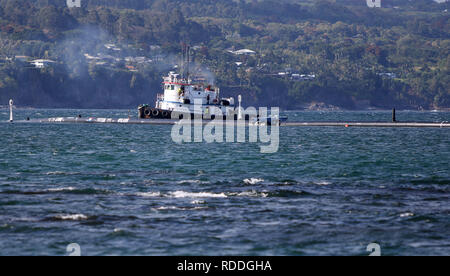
[[151, 109, 159, 117]]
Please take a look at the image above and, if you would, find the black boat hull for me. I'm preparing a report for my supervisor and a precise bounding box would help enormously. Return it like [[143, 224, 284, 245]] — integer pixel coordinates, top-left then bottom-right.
[[138, 105, 251, 121]]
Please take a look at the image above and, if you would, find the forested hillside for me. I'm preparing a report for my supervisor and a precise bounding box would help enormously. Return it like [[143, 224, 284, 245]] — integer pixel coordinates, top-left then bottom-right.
[[0, 0, 449, 109]]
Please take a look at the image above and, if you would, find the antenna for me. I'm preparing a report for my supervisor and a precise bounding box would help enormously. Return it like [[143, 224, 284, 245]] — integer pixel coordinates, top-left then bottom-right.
[[181, 43, 185, 79], [187, 45, 190, 82], [9, 99, 13, 122]]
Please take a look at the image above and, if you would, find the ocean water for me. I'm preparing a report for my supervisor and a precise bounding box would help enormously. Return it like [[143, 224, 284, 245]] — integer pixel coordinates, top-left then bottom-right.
[[0, 109, 449, 256]]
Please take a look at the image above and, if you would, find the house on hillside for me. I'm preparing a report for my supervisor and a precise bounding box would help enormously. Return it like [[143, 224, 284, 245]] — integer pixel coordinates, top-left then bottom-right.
[[227, 49, 256, 56], [233, 49, 256, 56], [14, 56, 31, 62], [84, 54, 100, 61], [126, 65, 138, 72], [104, 44, 121, 52], [377, 72, 397, 79], [291, 74, 316, 81], [30, 59, 56, 69]]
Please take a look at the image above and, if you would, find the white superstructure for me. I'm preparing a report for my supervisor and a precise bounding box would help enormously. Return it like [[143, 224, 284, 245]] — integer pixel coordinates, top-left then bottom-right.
[[155, 71, 235, 116]]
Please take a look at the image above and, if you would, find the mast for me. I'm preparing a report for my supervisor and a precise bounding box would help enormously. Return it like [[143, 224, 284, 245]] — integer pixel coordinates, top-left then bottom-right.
[[186, 45, 190, 83], [181, 43, 185, 79]]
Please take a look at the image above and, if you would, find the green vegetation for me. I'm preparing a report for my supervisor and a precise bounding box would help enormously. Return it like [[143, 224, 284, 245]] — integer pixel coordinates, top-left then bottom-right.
[[0, 0, 449, 109]]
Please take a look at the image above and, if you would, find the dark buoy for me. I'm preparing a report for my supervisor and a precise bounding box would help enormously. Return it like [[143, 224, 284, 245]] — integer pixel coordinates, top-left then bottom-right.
[[78, 114, 82, 118], [392, 108, 396, 122]]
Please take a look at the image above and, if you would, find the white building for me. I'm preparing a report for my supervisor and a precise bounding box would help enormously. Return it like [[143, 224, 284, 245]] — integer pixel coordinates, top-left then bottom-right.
[[291, 74, 316, 81], [104, 44, 121, 51], [30, 59, 55, 68], [229, 49, 256, 56], [84, 54, 100, 61], [15, 56, 31, 62], [378, 72, 397, 79]]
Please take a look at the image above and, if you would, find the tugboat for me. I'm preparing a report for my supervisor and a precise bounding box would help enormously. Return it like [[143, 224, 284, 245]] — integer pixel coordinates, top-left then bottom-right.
[[138, 71, 238, 120], [138, 46, 241, 121]]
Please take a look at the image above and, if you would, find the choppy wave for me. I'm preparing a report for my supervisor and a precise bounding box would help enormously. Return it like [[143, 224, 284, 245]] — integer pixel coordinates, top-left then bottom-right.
[[269, 190, 313, 197], [135, 192, 161, 197], [191, 200, 206, 204], [152, 206, 208, 211], [176, 180, 203, 184], [399, 212, 415, 218], [52, 214, 89, 221], [45, 171, 80, 176], [243, 178, 264, 185], [2, 109, 449, 255], [132, 189, 311, 199], [229, 190, 269, 198], [47, 187, 76, 192], [314, 181, 331, 186], [0, 188, 111, 195], [168, 191, 227, 198]]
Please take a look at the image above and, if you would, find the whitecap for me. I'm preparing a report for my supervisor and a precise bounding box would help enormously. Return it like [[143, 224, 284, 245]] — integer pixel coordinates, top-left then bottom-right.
[[400, 212, 414, 218], [45, 171, 78, 176], [232, 191, 269, 198], [135, 192, 161, 197], [176, 180, 202, 184], [253, 221, 281, 226], [47, 187, 76, 192], [191, 200, 206, 204], [154, 206, 179, 210], [168, 191, 227, 198], [243, 178, 264, 185], [314, 181, 331, 186], [153, 206, 207, 211], [55, 214, 88, 221], [80, 150, 96, 155]]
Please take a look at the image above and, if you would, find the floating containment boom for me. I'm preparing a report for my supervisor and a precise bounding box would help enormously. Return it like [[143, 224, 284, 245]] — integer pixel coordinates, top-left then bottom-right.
[[13, 116, 450, 128], [5, 99, 449, 128]]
